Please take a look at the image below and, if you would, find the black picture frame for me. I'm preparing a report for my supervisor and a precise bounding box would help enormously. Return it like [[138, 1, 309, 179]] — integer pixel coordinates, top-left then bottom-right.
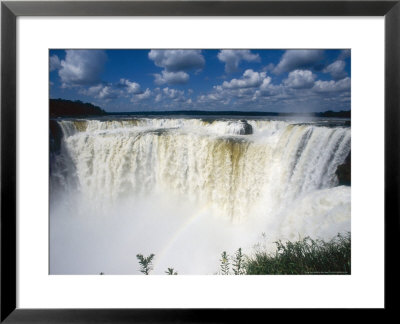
[[1, 0, 398, 322]]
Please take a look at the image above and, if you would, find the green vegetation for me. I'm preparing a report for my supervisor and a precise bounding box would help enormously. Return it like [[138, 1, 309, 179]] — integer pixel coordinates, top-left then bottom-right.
[[245, 233, 351, 275], [135, 233, 350, 275], [216, 248, 246, 275], [50, 98, 107, 117], [316, 110, 350, 118], [136, 253, 155, 275], [232, 248, 246, 275], [165, 268, 178, 275], [219, 251, 230, 275]]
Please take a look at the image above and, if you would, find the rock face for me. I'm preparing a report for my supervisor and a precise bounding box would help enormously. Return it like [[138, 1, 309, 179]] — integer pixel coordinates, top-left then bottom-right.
[[49, 119, 63, 153], [238, 120, 253, 135], [336, 152, 351, 186]]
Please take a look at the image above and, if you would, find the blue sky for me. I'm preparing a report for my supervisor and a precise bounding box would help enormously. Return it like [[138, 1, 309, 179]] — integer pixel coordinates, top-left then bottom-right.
[[49, 49, 351, 113]]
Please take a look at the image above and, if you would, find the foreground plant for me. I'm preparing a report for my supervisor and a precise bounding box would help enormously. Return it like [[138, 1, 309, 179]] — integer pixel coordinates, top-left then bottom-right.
[[219, 251, 230, 275], [245, 232, 351, 275], [136, 253, 155, 275], [165, 268, 178, 275], [232, 248, 246, 275]]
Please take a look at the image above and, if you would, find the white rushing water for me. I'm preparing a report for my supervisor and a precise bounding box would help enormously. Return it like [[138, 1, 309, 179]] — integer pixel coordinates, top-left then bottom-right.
[[50, 117, 351, 274]]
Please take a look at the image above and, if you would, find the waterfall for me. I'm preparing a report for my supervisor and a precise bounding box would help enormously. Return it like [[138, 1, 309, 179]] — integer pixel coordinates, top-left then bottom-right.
[[50, 117, 351, 274]]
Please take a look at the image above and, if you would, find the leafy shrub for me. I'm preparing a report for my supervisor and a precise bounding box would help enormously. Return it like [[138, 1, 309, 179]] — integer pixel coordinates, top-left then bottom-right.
[[245, 232, 351, 275], [232, 248, 246, 275], [219, 251, 230, 275], [165, 268, 178, 275], [136, 253, 155, 275]]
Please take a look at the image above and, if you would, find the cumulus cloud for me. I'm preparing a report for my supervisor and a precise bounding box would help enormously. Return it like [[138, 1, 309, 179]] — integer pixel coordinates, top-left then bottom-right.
[[118, 78, 142, 94], [235, 88, 255, 98], [149, 50, 204, 85], [217, 50, 260, 73], [250, 77, 280, 98], [154, 71, 190, 85], [133, 88, 152, 101], [197, 91, 232, 106], [82, 84, 119, 100], [323, 60, 347, 80], [148, 50, 205, 72], [81, 78, 145, 101], [49, 55, 61, 71], [274, 50, 324, 74], [262, 63, 275, 73], [198, 69, 277, 106], [313, 77, 351, 93], [284, 70, 316, 89], [222, 69, 270, 89], [198, 91, 224, 103], [255, 82, 282, 98], [338, 49, 351, 60], [155, 94, 162, 102], [58, 50, 107, 87], [162, 87, 186, 101], [259, 78, 272, 90]]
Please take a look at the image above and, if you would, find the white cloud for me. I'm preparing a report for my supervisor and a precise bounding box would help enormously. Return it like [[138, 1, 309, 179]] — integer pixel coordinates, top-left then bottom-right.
[[259, 78, 272, 90], [58, 50, 107, 87], [252, 78, 281, 98], [49, 55, 61, 72], [284, 70, 316, 89], [133, 88, 152, 101], [255, 83, 282, 98], [198, 92, 223, 102], [118, 78, 142, 94], [155, 94, 162, 102], [217, 50, 260, 73], [82, 84, 119, 100], [149, 50, 204, 85], [338, 49, 351, 60], [313, 77, 351, 93], [162, 87, 185, 101], [81, 78, 144, 101], [148, 50, 205, 72], [97, 86, 118, 99], [274, 50, 324, 74], [235, 88, 255, 98], [198, 69, 276, 105], [262, 63, 275, 73], [323, 60, 347, 80], [222, 69, 270, 89], [154, 71, 189, 85]]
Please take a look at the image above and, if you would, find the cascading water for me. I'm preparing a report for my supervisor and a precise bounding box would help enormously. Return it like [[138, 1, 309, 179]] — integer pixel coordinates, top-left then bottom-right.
[[50, 117, 351, 274]]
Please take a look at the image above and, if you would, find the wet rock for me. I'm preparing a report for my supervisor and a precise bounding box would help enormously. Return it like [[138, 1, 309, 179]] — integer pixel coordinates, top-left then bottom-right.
[[336, 152, 351, 186], [49, 119, 63, 153], [238, 120, 253, 135]]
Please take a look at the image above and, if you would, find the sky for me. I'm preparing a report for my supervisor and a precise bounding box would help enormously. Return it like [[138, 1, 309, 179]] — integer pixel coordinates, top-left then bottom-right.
[[49, 49, 351, 113]]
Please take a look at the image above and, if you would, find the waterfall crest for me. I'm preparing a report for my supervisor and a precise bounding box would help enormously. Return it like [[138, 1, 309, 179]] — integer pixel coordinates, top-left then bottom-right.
[[52, 118, 350, 222]]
